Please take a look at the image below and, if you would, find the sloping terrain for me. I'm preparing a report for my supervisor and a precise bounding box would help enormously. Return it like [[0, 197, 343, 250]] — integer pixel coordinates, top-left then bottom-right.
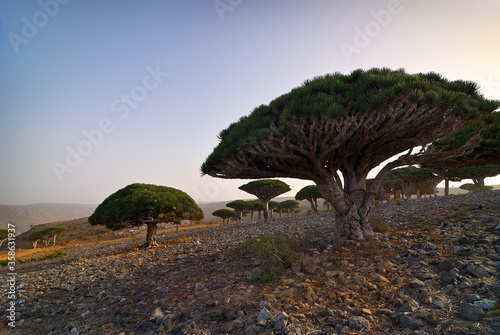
[[0, 204, 97, 233], [1, 191, 499, 334]]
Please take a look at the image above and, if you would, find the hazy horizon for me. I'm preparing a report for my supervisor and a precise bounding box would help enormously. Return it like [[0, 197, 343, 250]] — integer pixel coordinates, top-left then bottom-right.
[[1, 1, 499, 206]]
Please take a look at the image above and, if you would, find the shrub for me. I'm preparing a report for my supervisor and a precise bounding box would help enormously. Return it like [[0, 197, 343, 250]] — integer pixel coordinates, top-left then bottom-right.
[[370, 212, 390, 233], [236, 231, 323, 284], [44, 250, 67, 260]]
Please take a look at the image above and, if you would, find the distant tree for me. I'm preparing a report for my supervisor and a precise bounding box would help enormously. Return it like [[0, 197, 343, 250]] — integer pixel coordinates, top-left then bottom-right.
[[460, 183, 494, 193], [89, 183, 203, 248], [0, 229, 8, 247], [386, 167, 442, 199], [212, 209, 238, 225], [238, 179, 291, 223], [443, 165, 500, 192], [279, 200, 300, 217], [44, 226, 69, 246], [201, 68, 498, 240], [268, 201, 280, 219], [295, 185, 323, 213], [226, 200, 251, 223], [425, 113, 500, 194], [249, 200, 263, 221], [25, 230, 48, 249]]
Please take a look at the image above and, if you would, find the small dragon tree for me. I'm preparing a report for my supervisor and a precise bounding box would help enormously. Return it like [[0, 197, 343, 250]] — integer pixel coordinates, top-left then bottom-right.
[[45, 226, 69, 246], [279, 200, 300, 217], [249, 200, 263, 221], [226, 200, 250, 223], [295, 185, 323, 214], [212, 209, 237, 225], [238, 179, 291, 223], [444, 165, 500, 192], [25, 230, 48, 249], [202, 68, 499, 240], [268, 201, 280, 219], [89, 183, 203, 248], [386, 167, 442, 199]]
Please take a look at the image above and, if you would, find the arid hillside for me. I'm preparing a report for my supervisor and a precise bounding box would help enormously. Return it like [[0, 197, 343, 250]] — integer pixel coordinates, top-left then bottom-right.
[[0, 203, 97, 233]]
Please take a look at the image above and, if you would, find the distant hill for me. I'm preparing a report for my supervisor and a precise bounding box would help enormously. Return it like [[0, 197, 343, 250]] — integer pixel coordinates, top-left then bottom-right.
[[0, 203, 97, 233]]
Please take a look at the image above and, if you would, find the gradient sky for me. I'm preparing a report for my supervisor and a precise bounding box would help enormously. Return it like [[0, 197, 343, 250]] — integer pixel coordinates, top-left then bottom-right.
[[1, 0, 499, 206]]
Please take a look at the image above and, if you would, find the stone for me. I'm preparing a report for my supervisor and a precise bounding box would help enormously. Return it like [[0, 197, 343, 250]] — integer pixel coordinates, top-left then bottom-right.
[[398, 300, 419, 313], [465, 263, 491, 278], [408, 278, 425, 288], [257, 307, 272, 322], [460, 303, 485, 321], [473, 299, 495, 311], [421, 241, 437, 250], [399, 315, 424, 330], [274, 312, 289, 331], [150, 307, 164, 322], [348, 316, 370, 331]]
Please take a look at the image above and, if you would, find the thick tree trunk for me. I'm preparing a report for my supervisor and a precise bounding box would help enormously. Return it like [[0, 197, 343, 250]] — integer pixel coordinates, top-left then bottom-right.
[[474, 177, 486, 191], [146, 222, 158, 248], [316, 175, 374, 241]]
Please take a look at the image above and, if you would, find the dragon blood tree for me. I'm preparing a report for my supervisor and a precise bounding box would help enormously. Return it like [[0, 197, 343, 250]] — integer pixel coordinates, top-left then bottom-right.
[[423, 111, 500, 193], [201, 68, 500, 240], [296, 185, 323, 214], [238, 179, 291, 223], [89, 183, 203, 248]]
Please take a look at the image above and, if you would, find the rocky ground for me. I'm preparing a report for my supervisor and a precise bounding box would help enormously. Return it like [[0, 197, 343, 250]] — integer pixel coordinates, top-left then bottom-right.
[[1, 191, 500, 335]]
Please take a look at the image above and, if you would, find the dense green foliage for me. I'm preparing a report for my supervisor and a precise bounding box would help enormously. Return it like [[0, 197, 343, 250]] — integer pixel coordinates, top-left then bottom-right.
[[202, 68, 499, 174], [89, 183, 203, 230], [295, 185, 322, 201], [239, 179, 291, 223], [427, 111, 500, 164], [226, 200, 253, 222], [386, 166, 441, 199], [212, 209, 238, 224], [238, 179, 291, 194], [295, 185, 323, 213]]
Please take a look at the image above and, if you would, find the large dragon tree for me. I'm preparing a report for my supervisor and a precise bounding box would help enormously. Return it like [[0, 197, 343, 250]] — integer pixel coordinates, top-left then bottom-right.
[[89, 183, 203, 248], [201, 68, 499, 240]]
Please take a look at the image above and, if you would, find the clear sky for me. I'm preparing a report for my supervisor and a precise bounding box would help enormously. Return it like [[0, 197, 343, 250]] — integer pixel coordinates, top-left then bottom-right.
[[1, 0, 499, 205]]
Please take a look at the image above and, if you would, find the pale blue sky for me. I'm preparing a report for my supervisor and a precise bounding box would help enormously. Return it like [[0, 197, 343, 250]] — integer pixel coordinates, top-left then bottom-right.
[[1, 0, 499, 205]]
